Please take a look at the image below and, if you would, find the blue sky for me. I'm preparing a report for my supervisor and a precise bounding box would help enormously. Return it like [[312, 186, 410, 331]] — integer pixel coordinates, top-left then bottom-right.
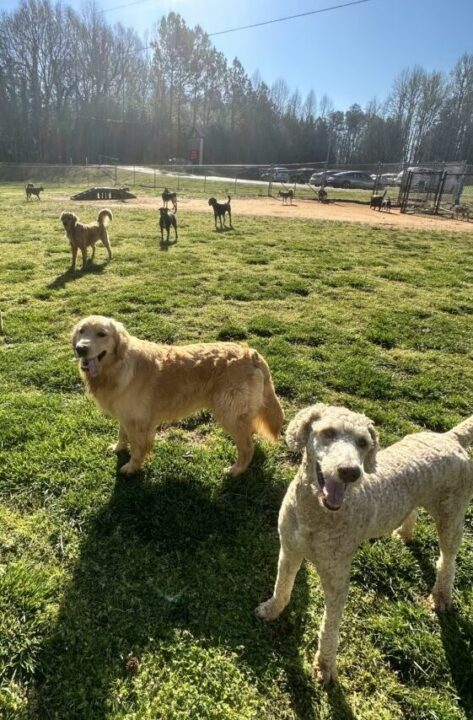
[[1, 0, 472, 109]]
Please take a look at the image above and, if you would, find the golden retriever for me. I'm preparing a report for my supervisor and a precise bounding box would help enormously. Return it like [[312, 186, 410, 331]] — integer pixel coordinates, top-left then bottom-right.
[[72, 315, 284, 476], [60, 209, 112, 271]]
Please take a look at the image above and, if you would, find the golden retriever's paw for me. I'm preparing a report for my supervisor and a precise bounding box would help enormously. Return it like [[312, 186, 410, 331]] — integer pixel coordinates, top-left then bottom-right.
[[313, 653, 337, 685], [107, 442, 127, 455], [119, 461, 141, 476], [224, 463, 246, 477], [255, 597, 283, 621]]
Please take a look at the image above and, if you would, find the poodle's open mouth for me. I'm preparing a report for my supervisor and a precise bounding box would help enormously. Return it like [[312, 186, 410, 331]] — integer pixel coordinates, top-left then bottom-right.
[[316, 461, 345, 511], [80, 350, 106, 377]]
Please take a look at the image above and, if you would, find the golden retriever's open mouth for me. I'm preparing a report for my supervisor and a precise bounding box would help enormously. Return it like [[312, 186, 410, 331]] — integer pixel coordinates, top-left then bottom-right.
[[81, 350, 107, 377]]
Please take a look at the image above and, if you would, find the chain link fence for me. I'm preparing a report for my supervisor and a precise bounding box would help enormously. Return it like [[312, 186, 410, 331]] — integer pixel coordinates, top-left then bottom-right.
[[1, 161, 472, 213]]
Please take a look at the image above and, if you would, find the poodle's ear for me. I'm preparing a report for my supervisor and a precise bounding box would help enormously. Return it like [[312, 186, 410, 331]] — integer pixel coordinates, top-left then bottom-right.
[[364, 424, 379, 473], [112, 320, 130, 360], [286, 404, 327, 452]]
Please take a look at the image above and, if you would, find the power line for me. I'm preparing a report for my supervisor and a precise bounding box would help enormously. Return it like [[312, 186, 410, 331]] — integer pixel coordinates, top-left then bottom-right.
[[100, 0, 154, 13], [208, 0, 374, 36]]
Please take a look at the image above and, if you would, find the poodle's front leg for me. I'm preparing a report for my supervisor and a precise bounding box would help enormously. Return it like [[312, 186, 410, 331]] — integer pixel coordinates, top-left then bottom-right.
[[314, 561, 351, 685], [255, 545, 303, 620]]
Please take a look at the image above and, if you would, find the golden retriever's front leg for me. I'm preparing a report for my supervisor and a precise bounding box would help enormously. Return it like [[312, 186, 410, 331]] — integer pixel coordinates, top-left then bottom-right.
[[119, 424, 155, 475], [80, 245, 88, 270], [107, 425, 129, 455]]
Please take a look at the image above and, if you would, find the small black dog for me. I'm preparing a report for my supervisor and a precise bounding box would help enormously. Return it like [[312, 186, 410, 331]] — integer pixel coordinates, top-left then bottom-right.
[[278, 189, 294, 205], [162, 188, 177, 212], [370, 189, 387, 211], [208, 195, 232, 229], [26, 183, 44, 201], [159, 207, 178, 243]]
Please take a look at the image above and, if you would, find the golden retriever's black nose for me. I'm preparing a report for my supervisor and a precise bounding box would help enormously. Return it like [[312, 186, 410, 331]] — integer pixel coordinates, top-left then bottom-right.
[[338, 466, 361, 482], [75, 344, 88, 357]]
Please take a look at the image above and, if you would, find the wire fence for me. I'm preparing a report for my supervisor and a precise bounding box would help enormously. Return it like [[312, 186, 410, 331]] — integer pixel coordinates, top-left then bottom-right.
[[1, 161, 472, 211]]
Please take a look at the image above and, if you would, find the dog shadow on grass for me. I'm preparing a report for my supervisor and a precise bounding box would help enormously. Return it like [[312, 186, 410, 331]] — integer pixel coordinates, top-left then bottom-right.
[[47, 261, 108, 290], [159, 238, 178, 251], [30, 444, 356, 720], [406, 541, 473, 714]]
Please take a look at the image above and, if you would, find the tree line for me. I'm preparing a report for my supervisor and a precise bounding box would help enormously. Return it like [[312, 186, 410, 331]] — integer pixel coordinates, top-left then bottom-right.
[[1, 0, 472, 166]]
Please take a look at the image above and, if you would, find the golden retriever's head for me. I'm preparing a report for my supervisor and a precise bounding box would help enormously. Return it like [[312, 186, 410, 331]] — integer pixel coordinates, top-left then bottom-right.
[[60, 211, 78, 232], [72, 315, 129, 378]]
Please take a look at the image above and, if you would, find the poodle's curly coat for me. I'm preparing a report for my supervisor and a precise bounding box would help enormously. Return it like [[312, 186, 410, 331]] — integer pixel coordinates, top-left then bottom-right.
[[256, 403, 473, 684]]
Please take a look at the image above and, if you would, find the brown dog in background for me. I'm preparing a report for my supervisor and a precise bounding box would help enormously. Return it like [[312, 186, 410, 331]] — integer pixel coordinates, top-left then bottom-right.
[[60, 208, 112, 271], [159, 207, 178, 243], [26, 183, 44, 200], [72, 315, 284, 476], [208, 195, 232, 229], [162, 188, 177, 212]]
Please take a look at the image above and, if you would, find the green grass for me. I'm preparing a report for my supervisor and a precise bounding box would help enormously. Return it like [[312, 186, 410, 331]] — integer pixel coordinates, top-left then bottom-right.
[[0, 183, 473, 719]]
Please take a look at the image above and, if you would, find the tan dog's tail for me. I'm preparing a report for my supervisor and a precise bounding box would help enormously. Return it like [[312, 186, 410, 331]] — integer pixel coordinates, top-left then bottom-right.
[[98, 209, 113, 226], [251, 352, 284, 441], [447, 415, 473, 449]]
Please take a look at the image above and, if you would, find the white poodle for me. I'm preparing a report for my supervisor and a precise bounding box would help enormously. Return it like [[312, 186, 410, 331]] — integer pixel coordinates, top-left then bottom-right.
[[256, 403, 473, 684]]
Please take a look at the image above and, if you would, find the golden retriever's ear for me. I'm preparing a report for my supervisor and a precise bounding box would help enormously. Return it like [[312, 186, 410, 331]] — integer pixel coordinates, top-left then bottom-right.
[[286, 404, 327, 452], [113, 320, 129, 360], [364, 424, 379, 473]]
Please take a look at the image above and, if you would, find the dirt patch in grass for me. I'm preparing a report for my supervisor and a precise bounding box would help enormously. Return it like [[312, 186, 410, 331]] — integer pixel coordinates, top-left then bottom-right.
[[50, 191, 473, 233]]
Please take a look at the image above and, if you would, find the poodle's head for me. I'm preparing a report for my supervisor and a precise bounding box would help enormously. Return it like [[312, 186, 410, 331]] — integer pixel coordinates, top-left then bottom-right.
[[60, 211, 78, 231], [208, 197, 217, 207], [72, 315, 130, 379], [286, 403, 378, 512]]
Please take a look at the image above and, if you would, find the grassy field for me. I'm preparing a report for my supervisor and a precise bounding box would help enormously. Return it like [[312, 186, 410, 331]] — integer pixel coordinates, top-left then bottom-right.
[[0, 184, 473, 719]]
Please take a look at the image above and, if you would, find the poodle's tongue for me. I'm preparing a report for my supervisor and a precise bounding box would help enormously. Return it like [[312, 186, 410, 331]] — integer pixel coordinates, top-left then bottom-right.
[[87, 357, 100, 377], [322, 479, 345, 510]]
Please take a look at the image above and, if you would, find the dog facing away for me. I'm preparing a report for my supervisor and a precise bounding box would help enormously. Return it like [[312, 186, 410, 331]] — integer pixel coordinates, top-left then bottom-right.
[[159, 207, 178, 243], [208, 195, 232, 229], [72, 315, 284, 476], [370, 189, 387, 210], [60, 209, 112, 271], [454, 204, 470, 221], [162, 188, 177, 212], [26, 183, 44, 201], [256, 403, 473, 684], [277, 189, 294, 205]]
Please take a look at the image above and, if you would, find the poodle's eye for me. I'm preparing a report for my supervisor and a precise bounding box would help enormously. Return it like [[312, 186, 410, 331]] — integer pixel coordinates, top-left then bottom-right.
[[97, 331, 107, 338], [356, 437, 368, 449], [321, 427, 336, 441], [79, 328, 84, 334]]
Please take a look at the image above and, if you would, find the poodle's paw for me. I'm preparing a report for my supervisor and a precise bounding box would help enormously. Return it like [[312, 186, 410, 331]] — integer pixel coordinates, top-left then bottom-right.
[[119, 460, 141, 476], [313, 652, 337, 686], [255, 597, 283, 622], [429, 591, 453, 614]]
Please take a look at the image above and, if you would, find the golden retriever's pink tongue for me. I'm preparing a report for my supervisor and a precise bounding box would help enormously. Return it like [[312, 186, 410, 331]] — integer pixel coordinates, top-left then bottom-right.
[[88, 357, 100, 377], [322, 479, 345, 510]]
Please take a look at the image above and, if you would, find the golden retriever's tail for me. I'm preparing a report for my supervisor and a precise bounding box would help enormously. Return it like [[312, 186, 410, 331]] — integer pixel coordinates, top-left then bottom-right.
[[447, 415, 473, 449], [251, 351, 284, 441], [98, 209, 113, 227]]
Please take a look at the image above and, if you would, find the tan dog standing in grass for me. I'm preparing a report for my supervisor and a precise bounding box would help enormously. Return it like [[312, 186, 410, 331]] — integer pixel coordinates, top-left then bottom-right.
[[61, 208, 113, 271], [72, 315, 284, 476]]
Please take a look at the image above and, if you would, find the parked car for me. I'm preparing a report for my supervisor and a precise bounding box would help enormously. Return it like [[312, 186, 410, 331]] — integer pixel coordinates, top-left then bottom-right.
[[377, 173, 399, 187], [260, 167, 290, 182], [395, 167, 431, 186], [309, 170, 338, 186], [290, 167, 316, 183], [327, 171, 375, 189]]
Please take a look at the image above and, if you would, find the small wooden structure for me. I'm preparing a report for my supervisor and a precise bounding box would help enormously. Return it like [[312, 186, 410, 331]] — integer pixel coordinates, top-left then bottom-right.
[[71, 186, 136, 201]]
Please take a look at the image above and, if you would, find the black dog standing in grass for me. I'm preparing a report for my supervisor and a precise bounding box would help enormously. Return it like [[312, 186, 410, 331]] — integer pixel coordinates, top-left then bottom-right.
[[208, 195, 232, 229], [159, 207, 178, 243]]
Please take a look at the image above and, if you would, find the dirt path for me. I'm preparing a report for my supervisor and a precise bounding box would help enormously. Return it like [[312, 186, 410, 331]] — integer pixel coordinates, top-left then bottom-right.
[[52, 192, 473, 234]]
